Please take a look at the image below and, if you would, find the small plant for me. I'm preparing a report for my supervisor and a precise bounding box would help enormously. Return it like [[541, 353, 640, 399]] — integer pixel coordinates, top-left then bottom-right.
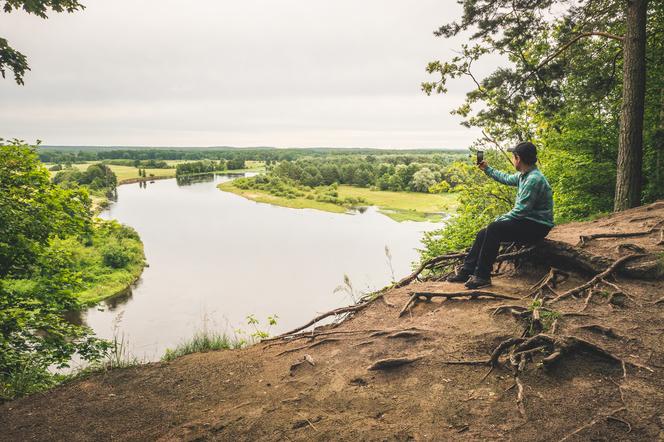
[[528, 300, 561, 333], [103, 332, 141, 369], [597, 290, 610, 298], [385, 245, 396, 283], [240, 314, 278, 342], [334, 274, 358, 303]]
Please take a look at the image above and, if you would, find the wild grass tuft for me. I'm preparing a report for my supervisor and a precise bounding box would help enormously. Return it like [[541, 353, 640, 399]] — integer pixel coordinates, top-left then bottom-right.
[[161, 331, 244, 362]]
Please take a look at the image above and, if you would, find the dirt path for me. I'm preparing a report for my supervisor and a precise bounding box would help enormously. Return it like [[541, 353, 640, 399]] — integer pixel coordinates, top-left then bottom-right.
[[3, 202, 664, 441]]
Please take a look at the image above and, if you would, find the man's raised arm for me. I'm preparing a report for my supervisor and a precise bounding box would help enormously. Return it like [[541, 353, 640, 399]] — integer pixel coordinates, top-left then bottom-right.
[[479, 162, 519, 186]]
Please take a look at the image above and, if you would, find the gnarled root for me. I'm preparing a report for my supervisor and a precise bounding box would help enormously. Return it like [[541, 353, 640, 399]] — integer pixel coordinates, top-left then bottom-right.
[[367, 356, 423, 371], [578, 219, 664, 246], [549, 254, 644, 305], [399, 291, 519, 317], [525, 268, 569, 300], [559, 407, 630, 441], [263, 300, 379, 342], [394, 252, 466, 288], [442, 333, 648, 378]]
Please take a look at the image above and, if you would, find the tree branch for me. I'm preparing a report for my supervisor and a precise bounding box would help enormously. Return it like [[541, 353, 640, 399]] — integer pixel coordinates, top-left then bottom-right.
[[535, 32, 624, 71]]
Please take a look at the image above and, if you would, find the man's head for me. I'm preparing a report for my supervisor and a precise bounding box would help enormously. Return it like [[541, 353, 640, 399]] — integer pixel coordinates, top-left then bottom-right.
[[508, 141, 537, 171]]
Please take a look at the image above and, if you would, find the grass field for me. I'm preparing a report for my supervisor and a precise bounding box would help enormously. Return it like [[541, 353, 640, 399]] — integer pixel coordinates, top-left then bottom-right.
[[219, 181, 458, 222], [337, 185, 457, 221], [47, 162, 176, 182], [218, 181, 347, 213]]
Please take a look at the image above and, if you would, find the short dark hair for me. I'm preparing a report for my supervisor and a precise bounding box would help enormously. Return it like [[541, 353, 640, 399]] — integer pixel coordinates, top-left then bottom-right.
[[510, 141, 537, 165]]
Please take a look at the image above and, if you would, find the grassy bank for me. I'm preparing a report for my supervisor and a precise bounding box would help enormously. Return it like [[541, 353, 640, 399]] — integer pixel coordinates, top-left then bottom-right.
[[219, 180, 347, 213], [68, 221, 146, 304], [4, 220, 146, 306], [337, 185, 458, 222], [219, 180, 457, 222]]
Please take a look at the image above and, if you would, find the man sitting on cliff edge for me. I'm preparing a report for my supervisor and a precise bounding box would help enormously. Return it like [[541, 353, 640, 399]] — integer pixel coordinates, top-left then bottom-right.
[[448, 141, 554, 289]]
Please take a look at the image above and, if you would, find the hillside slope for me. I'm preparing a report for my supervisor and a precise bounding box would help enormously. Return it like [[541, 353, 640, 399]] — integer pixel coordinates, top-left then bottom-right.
[[3, 202, 664, 441]]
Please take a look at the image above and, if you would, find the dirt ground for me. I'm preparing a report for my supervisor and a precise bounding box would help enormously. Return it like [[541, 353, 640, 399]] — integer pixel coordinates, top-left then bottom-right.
[[2, 202, 664, 441]]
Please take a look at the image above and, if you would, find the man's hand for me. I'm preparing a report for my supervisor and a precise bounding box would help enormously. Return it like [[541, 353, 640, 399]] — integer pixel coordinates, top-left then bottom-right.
[[478, 160, 488, 171]]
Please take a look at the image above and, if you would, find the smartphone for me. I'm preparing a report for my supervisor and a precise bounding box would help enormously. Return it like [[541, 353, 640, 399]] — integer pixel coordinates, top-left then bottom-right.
[[476, 150, 484, 165]]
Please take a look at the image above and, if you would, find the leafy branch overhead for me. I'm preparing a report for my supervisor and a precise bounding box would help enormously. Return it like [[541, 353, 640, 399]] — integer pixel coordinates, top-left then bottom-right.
[[423, 0, 625, 139], [0, 0, 85, 84], [423, 0, 655, 212]]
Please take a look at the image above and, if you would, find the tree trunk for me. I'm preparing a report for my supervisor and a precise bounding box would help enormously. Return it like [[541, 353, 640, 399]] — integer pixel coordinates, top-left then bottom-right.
[[614, 0, 648, 211]]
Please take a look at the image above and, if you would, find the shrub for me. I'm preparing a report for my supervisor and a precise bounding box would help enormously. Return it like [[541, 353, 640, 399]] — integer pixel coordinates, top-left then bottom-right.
[[102, 244, 131, 269]]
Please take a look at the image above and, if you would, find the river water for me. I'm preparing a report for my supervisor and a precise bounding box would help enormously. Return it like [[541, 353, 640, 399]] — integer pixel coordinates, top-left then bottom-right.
[[85, 173, 445, 361]]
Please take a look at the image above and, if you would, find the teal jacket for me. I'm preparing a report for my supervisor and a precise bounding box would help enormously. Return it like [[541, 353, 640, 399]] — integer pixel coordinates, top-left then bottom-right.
[[484, 165, 554, 227]]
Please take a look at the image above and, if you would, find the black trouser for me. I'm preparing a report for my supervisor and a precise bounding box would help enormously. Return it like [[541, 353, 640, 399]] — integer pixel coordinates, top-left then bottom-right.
[[462, 219, 551, 279]]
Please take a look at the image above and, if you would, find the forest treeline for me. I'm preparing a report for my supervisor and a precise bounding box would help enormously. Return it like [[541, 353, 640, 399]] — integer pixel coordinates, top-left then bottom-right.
[[266, 154, 463, 192], [52, 163, 118, 196], [175, 159, 246, 176], [37, 147, 465, 165]]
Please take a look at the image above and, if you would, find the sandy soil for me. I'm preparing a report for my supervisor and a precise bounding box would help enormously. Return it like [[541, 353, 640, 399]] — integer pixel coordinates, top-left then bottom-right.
[[2, 202, 664, 441]]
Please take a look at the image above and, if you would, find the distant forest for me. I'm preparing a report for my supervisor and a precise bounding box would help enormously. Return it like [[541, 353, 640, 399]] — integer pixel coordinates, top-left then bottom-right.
[[38, 146, 466, 164]]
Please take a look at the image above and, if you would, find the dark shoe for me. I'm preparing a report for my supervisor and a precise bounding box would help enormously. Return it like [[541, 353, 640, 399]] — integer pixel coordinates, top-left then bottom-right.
[[447, 270, 471, 283], [464, 275, 491, 289]]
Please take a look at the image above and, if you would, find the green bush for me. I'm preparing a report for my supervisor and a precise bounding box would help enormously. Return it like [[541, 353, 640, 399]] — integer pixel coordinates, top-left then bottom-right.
[[419, 154, 514, 263], [102, 244, 131, 269]]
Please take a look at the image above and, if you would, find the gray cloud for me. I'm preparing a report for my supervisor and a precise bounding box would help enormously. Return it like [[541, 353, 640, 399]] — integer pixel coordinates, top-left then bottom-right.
[[0, 0, 503, 148]]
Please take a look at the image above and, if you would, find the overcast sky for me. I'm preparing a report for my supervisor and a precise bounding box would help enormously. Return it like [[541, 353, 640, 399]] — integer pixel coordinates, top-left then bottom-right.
[[0, 0, 504, 149]]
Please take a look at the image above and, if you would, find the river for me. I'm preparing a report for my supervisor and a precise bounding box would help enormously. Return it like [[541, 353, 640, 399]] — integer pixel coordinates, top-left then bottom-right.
[[84, 173, 446, 361]]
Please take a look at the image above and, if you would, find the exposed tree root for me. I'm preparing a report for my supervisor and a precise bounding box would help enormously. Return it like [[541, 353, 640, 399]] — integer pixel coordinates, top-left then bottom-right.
[[441, 333, 648, 381], [353, 340, 374, 347], [515, 376, 526, 418], [387, 330, 424, 340], [289, 354, 316, 373], [491, 305, 528, 318], [263, 297, 383, 342], [399, 291, 519, 317], [440, 359, 490, 366], [601, 279, 641, 306], [367, 356, 423, 371], [616, 243, 647, 255], [628, 215, 656, 223], [394, 252, 466, 288], [440, 334, 611, 418], [398, 244, 540, 288], [494, 245, 538, 262], [265, 327, 427, 350], [263, 328, 383, 349], [276, 338, 341, 356], [525, 268, 569, 300], [578, 219, 664, 246], [558, 407, 629, 441], [574, 324, 623, 340], [529, 239, 660, 279], [580, 289, 596, 312], [549, 254, 644, 304]]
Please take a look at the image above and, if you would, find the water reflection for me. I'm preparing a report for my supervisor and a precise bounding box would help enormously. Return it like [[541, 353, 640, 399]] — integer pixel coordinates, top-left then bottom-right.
[[87, 173, 446, 361], [176, 173, 215, 186]]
